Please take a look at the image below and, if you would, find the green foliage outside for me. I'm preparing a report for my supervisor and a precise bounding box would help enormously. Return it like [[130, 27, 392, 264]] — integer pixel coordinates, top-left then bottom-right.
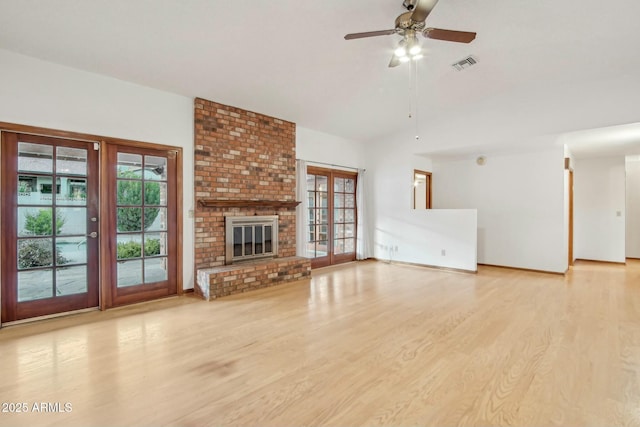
[[117, 238, 161, 259], [24, 209, 65, 236], [18, 240, 68, 269], [18, 181, 31, 193], [144, 238, 160, 256], [19, 209, 68, 269], [117, 172, 161, 232]]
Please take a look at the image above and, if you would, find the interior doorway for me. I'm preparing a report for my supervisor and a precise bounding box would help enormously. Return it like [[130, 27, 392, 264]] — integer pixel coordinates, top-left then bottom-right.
[[413, 169, 432, 209]]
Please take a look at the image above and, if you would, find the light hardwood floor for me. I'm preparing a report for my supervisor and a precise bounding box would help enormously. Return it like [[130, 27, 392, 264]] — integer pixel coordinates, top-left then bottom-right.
[[0, 259, 639, 427]]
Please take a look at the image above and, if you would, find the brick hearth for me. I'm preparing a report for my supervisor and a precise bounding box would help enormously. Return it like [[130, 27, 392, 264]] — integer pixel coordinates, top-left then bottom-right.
[[193, 97, 311, 298]]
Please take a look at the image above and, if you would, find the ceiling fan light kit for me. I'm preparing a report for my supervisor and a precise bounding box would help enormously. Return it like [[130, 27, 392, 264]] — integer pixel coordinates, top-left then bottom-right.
[[394, 42, 407, 57], [344, 0, 477, 67], [392, 31, 423, 63]]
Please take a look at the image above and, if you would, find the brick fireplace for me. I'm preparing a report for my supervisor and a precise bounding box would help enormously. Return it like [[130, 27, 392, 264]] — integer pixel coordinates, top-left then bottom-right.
[[193, 98, 311, 299]]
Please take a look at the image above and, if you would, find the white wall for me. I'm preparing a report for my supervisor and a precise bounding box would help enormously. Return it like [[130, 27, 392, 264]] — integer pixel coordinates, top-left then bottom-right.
[[364, 133, 477, 271], [432, 146, 567, 273], [627, 156, 640, 258], [574, 156, 626, 263], [0, 49, 196, 289], [296, 126, 365, 169]]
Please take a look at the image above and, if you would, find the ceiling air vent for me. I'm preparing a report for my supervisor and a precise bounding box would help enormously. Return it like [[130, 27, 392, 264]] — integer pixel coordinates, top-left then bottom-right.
[[452, 55, 478, 71]]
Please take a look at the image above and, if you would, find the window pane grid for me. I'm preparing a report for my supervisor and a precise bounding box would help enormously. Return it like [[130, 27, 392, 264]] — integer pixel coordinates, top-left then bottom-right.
[[116, 153, 169, 287], [16, 141, 90, 301]]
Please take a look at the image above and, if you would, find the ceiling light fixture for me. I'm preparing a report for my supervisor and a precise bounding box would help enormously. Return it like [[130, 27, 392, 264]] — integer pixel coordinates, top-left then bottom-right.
[[394, 40, 407, 57], [394, 31, 423, 64], [408, 43, 421, 56]]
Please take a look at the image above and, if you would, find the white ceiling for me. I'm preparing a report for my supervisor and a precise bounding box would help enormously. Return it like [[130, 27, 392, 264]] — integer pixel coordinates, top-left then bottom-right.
[[2, 0, 640, 154], [561, 123, 640, 159]]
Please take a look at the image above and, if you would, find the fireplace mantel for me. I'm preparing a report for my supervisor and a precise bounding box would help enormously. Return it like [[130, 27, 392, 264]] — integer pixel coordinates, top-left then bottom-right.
[[197, 199, 300, 209]]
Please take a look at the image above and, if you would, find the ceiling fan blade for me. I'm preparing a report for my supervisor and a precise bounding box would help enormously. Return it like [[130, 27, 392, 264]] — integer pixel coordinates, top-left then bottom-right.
[[344, 29, 397, 40], [410, 0, 439, 23], [388, 55, 401, 68], [424, 28, 476, 43]]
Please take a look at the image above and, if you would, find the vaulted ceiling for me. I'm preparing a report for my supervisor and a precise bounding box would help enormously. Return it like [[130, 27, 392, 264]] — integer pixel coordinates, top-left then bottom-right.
[[2, 0, 640, 155]]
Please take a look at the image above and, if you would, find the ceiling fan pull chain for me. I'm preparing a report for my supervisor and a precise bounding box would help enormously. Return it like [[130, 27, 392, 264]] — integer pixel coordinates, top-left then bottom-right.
[[414, 60, 420, 141], [408, 61, 413, 118]]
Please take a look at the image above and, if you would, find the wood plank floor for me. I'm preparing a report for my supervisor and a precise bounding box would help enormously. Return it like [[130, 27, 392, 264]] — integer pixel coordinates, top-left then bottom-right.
[[0, 259, 639, 426]]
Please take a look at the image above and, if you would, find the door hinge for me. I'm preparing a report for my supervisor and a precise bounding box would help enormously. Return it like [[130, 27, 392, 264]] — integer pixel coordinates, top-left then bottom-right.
[[93, 142, 100, 151]]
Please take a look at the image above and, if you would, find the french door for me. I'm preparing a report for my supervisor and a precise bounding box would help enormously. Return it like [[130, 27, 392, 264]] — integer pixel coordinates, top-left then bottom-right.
[[306, 167, 357, 268], [101, 144, 178, 308], [1, 133, 99, 322], [1, 130, 181, 323]]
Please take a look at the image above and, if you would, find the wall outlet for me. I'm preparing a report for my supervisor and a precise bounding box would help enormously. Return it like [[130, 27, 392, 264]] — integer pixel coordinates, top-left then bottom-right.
[[441, 249, 446, 256]]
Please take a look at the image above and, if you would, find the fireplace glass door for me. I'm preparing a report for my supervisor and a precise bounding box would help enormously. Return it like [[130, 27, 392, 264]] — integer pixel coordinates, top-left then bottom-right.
[[225, 216, 278, 264]]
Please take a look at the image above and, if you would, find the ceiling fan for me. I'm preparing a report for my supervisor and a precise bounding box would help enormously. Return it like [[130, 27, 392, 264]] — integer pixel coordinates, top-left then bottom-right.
[[344, 0, 476, 67]]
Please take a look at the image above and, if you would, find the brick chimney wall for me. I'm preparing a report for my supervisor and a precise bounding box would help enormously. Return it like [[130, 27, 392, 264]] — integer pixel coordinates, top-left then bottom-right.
[[193, 97, 297, 270]]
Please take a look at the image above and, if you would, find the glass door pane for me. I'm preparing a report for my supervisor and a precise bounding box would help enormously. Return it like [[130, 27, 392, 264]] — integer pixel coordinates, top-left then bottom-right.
[[115, 153, 169, 288], [333, 176, 356, 262], [306, 171, 330, 264]]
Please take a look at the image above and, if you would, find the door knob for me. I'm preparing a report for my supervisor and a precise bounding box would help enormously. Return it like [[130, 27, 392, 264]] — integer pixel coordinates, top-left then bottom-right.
[[87, 232, 98, 239]]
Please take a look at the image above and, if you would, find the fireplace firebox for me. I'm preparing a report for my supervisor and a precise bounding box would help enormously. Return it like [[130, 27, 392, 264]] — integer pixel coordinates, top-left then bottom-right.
[[225, 215, 279, 265]]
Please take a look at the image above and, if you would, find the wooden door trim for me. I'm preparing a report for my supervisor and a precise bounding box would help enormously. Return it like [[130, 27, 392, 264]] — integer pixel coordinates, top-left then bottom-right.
[[0, 121, 180, 152], [1, 132, 19, 322], [99, 143, 113, 310], [568, 169, 574, 267], [175, 149, 184, 296]]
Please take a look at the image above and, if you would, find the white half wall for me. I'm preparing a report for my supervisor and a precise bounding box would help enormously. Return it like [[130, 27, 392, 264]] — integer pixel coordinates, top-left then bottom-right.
[[627, 156, 640, 258], [432, 146, 566, 273], [0, 49, 196, 288], [374, 209, 477, 272], [574, 156, 626, 263]]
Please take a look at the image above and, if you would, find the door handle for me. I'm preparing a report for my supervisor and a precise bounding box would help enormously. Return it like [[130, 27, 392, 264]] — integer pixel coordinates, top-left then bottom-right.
[[87, 232, 98, 239]]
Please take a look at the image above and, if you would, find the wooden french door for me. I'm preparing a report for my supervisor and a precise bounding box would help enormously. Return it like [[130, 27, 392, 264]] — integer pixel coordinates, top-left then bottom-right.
[[306, 167, 357, 268], [1, 133, 99, 322], [101, 144, 178, 308]]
